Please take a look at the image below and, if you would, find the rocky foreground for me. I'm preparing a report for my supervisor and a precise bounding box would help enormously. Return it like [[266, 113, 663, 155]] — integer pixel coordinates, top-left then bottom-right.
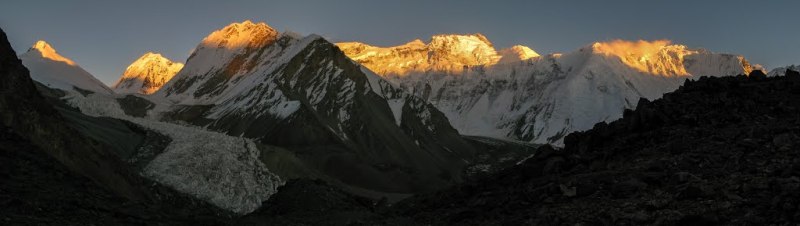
[[392, 70, 800, 225]]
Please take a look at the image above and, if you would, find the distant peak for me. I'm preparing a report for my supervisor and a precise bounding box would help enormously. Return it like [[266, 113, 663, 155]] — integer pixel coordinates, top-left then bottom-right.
[[591, 39, 698, 76], [137, 52, 169, 61], [32, 40, 55, 52], [222, 20, 266, 31], [510, 45, 539, 56], [498, 45, 540, 63], [28, 40, 76, 65], [115, 51, 184, 94], [405, 39, 426, 47], [430, 33, 494, 47], [142, 51, 162, 57], [201, 20, 279, 50], [428, 33, 500, 66]]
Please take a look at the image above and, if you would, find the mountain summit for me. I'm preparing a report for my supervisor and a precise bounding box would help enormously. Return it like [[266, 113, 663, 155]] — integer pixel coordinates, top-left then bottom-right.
[[498, 45, 540, 64], [19, 40, 112, 94], [28, 40, 76, 65], [200, 20, 279, 50], [336, 33, 539, 76], [113, 52, 183, 94]]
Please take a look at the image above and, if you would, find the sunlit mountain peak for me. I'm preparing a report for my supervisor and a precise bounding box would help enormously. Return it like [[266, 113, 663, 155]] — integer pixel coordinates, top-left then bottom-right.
[[337, 33, 517, 76], [201, 20, 279, 50], [113, 52, 184, 94], [498, 45, 540, 64], [29, 40, 76, 66], [590, 39, 699, 76]]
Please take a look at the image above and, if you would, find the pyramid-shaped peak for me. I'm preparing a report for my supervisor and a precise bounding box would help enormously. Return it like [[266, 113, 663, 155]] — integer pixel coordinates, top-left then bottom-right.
[[137, 52, 172, 62], [27, 40, 76, 65], [114, 52, 184, 94], [202, 20, 279, 50], [498, 45, 540, 64], [32, 40, 55, 52]]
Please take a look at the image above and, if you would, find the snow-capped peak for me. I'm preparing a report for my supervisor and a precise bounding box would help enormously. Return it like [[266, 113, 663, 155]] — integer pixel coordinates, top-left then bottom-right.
[[428, 33, 500, 66], [113, 52, 184, 94], [336, 33, 526, 76], [19, 40, 113, 94], [587, 39, 752, 77], [28, 40, 76, 66], [589, 39, 700, 77], [498, 45, 540, 64], [201, 20, 279, 51]]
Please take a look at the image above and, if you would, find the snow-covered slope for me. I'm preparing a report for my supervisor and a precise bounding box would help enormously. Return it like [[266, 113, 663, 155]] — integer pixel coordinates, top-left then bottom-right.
[[19, 41, 113, 94], [768, 65, 800, 77], [113, 52, 183, 94], [341, 38, 753, 145], [19, 38, 283, 214], [156, 21, 478, 193]]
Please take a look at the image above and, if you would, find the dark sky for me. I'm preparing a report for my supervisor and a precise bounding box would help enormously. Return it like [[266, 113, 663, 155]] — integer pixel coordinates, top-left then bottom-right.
[[2, 0, 798, 85]]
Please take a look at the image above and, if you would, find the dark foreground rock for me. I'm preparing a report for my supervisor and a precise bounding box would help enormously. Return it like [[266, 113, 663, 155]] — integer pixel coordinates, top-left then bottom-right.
[[0, 126, 226, 225], [0, 27, 227, 225], [393, 71, 800, 225]]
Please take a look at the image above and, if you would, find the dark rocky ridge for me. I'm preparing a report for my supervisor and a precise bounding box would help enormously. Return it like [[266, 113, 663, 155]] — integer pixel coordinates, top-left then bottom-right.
[[392, 69, 800, 225], [0, 27, 147, 201]]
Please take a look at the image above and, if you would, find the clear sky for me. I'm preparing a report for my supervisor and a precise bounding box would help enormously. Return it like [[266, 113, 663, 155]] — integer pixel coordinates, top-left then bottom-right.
[[1, 0, 799, 85]]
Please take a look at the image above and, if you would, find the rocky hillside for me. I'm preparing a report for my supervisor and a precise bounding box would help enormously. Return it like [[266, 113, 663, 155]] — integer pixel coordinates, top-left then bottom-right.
[[393, 69, 800, 225]]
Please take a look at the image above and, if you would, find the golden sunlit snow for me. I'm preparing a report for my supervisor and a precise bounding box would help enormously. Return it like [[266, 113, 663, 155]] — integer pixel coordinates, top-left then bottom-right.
[[31, 40, 76, 66]]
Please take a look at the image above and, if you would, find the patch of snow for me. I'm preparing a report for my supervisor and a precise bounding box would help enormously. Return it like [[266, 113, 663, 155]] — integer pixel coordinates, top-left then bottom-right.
[[387, 99, 404, 126]]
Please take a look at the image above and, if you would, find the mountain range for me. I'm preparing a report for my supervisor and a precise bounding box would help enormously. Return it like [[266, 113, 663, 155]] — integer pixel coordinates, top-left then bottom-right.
[[5, 21, 800, 224], [338, 38, 753, 145], [13, 21, 538, 214], [9, 20, 774, 216]]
